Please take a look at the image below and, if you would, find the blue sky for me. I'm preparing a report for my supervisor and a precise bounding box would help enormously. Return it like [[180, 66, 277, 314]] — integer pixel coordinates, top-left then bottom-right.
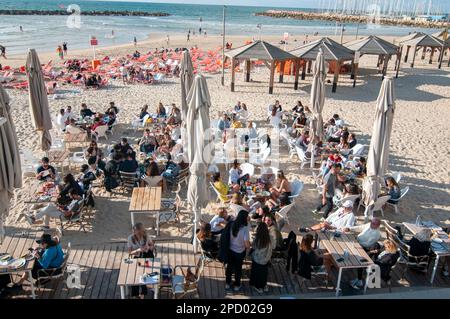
[[102, 0, 450, 11]]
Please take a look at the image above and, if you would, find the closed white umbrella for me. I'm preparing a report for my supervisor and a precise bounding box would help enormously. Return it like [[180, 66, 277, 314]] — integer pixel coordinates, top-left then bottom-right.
[[362, 76, 395, 220], [180, 50, 194, 159], [186, 74, 212, 252], [0, 85, 22, 241], [309, 49, 326, 167], [26, 49, 52, 152]]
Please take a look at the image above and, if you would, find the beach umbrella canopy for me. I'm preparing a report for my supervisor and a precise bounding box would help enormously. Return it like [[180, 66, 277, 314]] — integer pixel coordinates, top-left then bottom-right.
[[186, 74, 212, 218], [309, 49, 326, 144], [0, 84, 22, 239], [26, 49, 52, 151], [362, 76, 395, 217]]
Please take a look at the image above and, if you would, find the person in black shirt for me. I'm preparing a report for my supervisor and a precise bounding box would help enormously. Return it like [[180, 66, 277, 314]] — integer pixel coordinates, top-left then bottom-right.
[[104, 154, 121, 192], [36, 157, 56, 181], [119, 154, 139, 173], [139, 105, 149, 120], [118, 138, 136, 159], [406, 228, 431, 257], [105, 101, 119, 115], [58, 173, 83, 205], [80, 103, 95, 118], [78, 164, 96, 192]]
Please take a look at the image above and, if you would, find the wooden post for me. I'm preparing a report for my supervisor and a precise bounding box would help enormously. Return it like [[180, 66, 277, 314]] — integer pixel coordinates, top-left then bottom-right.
[[352, 62, 359, 87], [307, 60, 312, 74], [381, 55, 389, 80], [294, 59, 300, 90], [231, 58, 236, 92], [350, 60, 355, 79], [279, 61, 285, 83], [410, 46, 417, 68], [376, 54, 382, 68], [404, 45, 410, 62], [301, 61, 307, 80], [421, 46, 427, 60], [395, 46, 403, 78], [429, 47, 435, 64], [332, 60, 341, 93], [245, 59, 251, 82], [269, 61, 275, 94]]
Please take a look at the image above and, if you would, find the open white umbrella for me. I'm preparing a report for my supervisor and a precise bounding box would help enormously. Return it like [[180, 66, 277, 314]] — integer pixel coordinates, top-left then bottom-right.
[[186, 74, 212, 252], [309, 49, 326, 168], [26, 49, 52, 152], [0, 84, 22, 241], [362, 76, 395, 220]]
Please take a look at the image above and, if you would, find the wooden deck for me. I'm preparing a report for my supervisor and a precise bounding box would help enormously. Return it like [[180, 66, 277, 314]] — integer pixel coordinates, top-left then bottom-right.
[[7, 240, 450, 299]]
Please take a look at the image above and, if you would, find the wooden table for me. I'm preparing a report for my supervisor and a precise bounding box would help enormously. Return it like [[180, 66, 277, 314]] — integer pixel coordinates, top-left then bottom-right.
[[47, 150, 71, 174], [25, 181, 59, 204], [117, 257, 161, 299], [403, 222, 450, 284], [64, 132, 88, 149], [0, 231, 42, 299], [318, 231, 374, 297], [129, 187, 162, 236]]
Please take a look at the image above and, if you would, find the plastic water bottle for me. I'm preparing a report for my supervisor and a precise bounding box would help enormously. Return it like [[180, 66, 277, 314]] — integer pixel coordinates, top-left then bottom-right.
[[343, 250, 349, 261], [416, 215, 422, 226]]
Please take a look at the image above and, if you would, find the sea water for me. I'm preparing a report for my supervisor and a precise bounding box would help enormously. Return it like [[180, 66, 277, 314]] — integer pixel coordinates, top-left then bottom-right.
[[0, 0, 443, 54]]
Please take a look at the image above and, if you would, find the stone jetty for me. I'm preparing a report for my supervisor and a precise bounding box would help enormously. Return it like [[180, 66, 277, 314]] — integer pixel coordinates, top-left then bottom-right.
[[0, 9, 170, 17], [255, 10, 449, 29]]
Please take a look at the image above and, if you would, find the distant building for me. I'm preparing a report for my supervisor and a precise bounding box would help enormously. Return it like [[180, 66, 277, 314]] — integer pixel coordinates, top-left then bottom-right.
[[416, 14, 448, 22]]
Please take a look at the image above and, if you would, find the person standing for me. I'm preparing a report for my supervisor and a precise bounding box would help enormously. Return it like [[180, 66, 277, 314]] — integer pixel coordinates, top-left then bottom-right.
[[187, 32, 190, 42], [225, 210, 250, 292], [313, 163, 345, 218], [0, 45, 6, 59], [56, 45, 64, 60], [134, 36, 137, 47], [19, 26, 23, 32], [249, 223, 273, 293], [166, 35, 170, 47], [62, 42, 68, 56]]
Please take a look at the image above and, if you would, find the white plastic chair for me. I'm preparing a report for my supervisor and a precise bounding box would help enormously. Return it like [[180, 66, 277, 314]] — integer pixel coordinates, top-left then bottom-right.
[[70, 152, 86, 170], [275, 203, 295, 227], [348, 144, 365, 159], [250, 147, 271, 166], [93, 125, 109, 141], [240, 163, 255, 178], [390, 172, 402, 184], [288, 179, 304, 202], [369, 195, 391, 218], [386, 186, 409, 214]]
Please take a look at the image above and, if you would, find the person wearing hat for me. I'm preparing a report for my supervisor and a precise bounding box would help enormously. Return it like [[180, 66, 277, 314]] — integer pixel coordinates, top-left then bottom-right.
[[299, 200, 356, 233], [13, 234, 64, 289]]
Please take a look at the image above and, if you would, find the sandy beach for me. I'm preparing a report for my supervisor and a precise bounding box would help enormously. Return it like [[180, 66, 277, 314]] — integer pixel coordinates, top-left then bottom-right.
[[3, 32, 450, 248]]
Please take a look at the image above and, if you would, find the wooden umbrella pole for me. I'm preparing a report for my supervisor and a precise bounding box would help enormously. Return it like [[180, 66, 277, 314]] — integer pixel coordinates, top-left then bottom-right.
[[294, 59, 300, 90], [231, 58, 236, 92], [269, 60, 275, 94]]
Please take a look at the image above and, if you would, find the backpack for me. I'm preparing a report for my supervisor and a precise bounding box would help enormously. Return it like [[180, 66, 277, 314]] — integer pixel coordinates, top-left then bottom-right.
[[218, 221, 234, 264]]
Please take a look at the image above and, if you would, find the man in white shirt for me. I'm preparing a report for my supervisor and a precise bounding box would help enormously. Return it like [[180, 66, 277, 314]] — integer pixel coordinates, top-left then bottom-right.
[[345, 218, 381, 252], [300, 200, 356, 232]]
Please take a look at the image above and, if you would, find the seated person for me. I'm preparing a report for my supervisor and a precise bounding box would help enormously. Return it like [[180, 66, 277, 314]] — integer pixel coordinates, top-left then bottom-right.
[[141, 160, 162, 187], [385, 177, 401, 204], [80, 103, 95, 118], [230, 114, 243, 129], [405, 228, 431, 258], [263, 212, 283, 251], [25, 189, 83, 229], [65, 118, 85, 134], [237, 103, 248, 120], [251, 205, 270, 222], [156, 102, 166, 118], [105, 111, 116, 130], [217, 113, 231, 132], [167, 104, 182, 125], [104, 154, 121, 192], [13, 234, 65, 289], [299, 200, 356, 232], [212, 172, 239, 202], [260, 167, 275, 188], [119, 153, 139, 173], [347, 133, 357, 149], [85, 140, 106, 171], [139, 105, 149, 121], [292, 113, 307, 131], [118, 137, 136, 160], [197, 223, 219, 258], [324, 118, 338, 139], [350, 240, 399, 290], [292, 100, 305, 115], [270, 170, 292, 202], [354, 156, 367, 177], [77, 164, 96, 192], [295, 129, 310, 151], [91, 117, 107, 134], [228, 160, 242, 185], [246, 121, 258, 139], [210, 207, 231, 235], [56, 108, 68, 131], [298, 233, 333, 280], [161, 154, 181, 184], [105, 101, 119, 115], [233, 101, 242, 113], [266, 192, 291, 214], [128, 222, 155, 258], [344, 218, 382, 256], [36, 157, 56, 181], [58, 173, 83, 205]]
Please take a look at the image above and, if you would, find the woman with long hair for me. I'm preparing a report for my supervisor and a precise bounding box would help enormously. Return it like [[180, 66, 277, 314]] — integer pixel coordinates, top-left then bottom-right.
[[249, 223, 273, 293], [197, 223, 218, 258], [386, 176, 401, 204], [156, 102, 166, 118], [226, 210, 250, 292], [270, 170, 292, 202], [85, 139, 106, 171]]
